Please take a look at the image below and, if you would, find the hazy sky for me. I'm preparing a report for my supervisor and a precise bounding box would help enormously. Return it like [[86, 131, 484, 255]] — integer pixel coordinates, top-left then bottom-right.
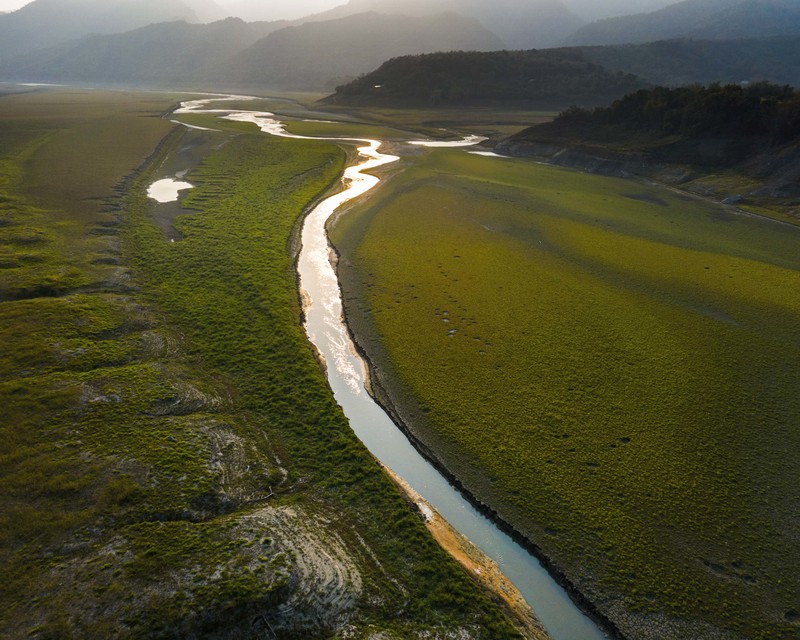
[[0, 0, 679, 20], [0, 0, 29, 10]]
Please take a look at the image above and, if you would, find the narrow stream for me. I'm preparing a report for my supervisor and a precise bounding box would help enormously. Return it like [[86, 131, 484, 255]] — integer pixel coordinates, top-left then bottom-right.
[[176, 97, 608, 640]]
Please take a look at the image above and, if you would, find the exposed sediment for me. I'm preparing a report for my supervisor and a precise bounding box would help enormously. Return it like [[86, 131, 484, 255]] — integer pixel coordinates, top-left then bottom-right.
[[383, 467, 552, 640]]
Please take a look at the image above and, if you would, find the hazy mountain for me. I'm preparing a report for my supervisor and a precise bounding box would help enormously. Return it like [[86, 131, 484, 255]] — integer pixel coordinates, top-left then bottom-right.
[[221, 11, 504, 90], [577, 35, 800, 87], [563, 0, 678, 21], [568, 0, 800, 46], [0, 0, 226, 59], [306, 0, 585, 48], [0, 17, 277, 85], [326, 49, 648, 109], [0, 10, 501, 91]]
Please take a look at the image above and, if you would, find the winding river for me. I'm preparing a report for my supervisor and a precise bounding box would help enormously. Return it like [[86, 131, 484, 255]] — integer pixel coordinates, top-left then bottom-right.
[[175, 97, 608, 640]]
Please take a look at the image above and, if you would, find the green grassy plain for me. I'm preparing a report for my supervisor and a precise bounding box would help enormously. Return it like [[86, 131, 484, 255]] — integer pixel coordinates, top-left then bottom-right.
[[0, 90, 521, 639], [331, 149, 800, 640]]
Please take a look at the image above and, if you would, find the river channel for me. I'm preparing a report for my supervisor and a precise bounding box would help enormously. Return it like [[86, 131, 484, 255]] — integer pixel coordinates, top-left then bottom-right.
[[176, 96, 608, 640]]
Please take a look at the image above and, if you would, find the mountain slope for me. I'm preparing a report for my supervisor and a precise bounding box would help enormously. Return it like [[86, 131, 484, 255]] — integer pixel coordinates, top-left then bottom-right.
[[306, 0, 585, 49], [0, 0, 224, 59], [0, 18, 275, 85], [0, 10, 502, 90], [326, 49, 648, 109], [220, 11, 504, 90], [577, 35, 800, 87], [563, 0, 678, 21], [502, 82, 800, 199], [568, 0, 800, 45]]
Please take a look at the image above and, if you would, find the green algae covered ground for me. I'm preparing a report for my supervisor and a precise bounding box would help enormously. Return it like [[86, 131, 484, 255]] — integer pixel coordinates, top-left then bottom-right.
[[0, 89, 522, 639], [330, 148, 800, 640]]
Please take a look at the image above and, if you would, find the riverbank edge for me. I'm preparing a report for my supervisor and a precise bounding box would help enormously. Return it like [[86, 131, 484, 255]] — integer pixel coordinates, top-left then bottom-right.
[[325, 214, 626, 640], [382, 466, 552, 640], [287, 140, 546, 639]]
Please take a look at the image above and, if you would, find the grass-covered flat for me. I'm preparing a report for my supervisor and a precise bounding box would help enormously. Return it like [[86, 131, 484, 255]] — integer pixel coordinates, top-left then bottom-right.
[[0, 89, 522, 639], [330, 148, 800, 640]]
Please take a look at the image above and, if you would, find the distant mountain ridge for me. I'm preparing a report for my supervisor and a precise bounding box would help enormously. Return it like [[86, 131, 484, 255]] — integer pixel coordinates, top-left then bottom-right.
[[568, 0, 800, 45], [221, 11, 503, 90], [0, 17, 279, 85], [305, 0, 585, 48], [3, 0, 800, 94], [0, 0, 225, 59], [577, 35, 800, 87], [0, 11, 503, 90]]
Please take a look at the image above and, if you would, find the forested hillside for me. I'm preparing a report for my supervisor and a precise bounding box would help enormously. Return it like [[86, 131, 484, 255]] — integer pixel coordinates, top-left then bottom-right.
[[502, 82, 800, 211], [327, 49, 647, 109], [512, 82, 800, 163]]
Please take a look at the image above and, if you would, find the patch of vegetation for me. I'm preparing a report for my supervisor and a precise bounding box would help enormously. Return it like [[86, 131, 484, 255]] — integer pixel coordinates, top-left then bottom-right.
[[327, 49, 648, 110], [0, 89, 522, 638], [330, 148, 800, 640]]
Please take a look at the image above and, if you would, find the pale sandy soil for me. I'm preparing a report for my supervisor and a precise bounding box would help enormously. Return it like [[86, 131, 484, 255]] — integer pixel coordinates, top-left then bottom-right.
[[383, 467, 552, 640]]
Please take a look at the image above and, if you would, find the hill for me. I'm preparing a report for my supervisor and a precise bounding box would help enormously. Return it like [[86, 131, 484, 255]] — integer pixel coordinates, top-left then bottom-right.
[[0, 18, 279, 86], [568, 0, 800, 46], [563, 0, 677, 21], [306, 0, 585, 49], [220, 12, 504, 91], [577, 35, 800, 87], [0, 0, 224, 59], [326, 49, 648, 109], [501, 82, 800, 200]]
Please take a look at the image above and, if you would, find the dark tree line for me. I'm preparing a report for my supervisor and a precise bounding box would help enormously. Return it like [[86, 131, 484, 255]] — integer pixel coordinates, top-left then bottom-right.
[[550, 83, 800, 145], [328, 49, 647, 109]]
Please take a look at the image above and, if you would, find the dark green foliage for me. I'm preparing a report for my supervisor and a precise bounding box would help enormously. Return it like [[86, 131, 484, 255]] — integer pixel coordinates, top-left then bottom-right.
[[563, 82, 799, 140], [328, 49, 648, 109], [514, 82, 800, 165]]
